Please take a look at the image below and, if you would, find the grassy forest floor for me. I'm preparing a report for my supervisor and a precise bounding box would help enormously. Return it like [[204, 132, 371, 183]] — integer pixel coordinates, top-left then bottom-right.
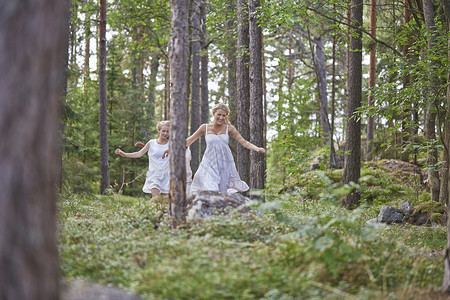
[[59, 160, 449, 299]]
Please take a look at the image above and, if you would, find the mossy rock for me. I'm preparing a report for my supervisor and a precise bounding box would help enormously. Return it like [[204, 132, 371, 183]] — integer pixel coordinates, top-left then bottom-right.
[[430, 213, 443, 223], [413, 201, 445, 215], [411, 201, 446, 226]]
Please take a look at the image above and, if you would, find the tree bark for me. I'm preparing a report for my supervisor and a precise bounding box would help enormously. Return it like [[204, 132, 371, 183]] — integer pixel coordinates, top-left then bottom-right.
[[190, 0, 201, 174], [401, 0, 411, 163], [440, 0, 450, 291], [236, 0, 251, 185], [423, 0, 440, 202], [200, 0, 209, 157], [169, 0, 189, 227], [367, 0, 377, 160], [226, 0, 238, 162], [249, 0, 265, 191], [0, 0, 69, 298], [99, 0, 110, 194], [312, 36, 331, 144], [342, 0, 363, 208], [147, 54, 160, 134]]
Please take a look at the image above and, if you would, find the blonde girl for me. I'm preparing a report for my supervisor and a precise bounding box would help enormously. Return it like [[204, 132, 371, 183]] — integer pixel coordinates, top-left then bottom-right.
[[115, 121, 170, 198]]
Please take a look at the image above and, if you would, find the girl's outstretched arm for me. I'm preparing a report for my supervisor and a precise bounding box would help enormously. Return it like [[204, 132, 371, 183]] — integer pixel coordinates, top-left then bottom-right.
[[162, 124, 206, 158], [186, 124, 206, 147], [229, 125, 265, 153], [115, 141, 150, 158]]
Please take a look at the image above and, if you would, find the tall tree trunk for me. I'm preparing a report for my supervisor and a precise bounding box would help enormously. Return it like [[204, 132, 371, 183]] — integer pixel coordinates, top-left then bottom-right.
[[330, 15, 337, 168], [83, 1, 92, 96], [439, 3, 450, 209], [169, 0, 189, 227], [441, 0, 450, 291], [311, 36, 331, 144], [367, 0, 377, 160], [147, 54, 160, 134], [423, 0, 440, 202], [164, 60, 170, 120], [401, 0, 411, 163], [0, 0, 68, 298], [249, 0, 265, 191], [226, 0, 238, 162], [99, 0, 110, 194], [190, 0, 201, 174], [342, 0, 363, 208], [59, 1, 72, 193], [200, 0, 209, 158], [236, 0, 251, 185]]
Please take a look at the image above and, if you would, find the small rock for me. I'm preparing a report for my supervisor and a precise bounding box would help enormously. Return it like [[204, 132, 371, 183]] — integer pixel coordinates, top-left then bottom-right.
[[399, 201, 414, 216], [186, 191, 251, 220], [366, 217, 379, 225], [377, 206, 404, 224]]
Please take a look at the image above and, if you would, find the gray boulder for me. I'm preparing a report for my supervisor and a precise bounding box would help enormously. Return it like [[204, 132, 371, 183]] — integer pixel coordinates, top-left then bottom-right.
[[377, 206, 404, 224], [187, 190, 251, 220], [399, 201, 414, 216]]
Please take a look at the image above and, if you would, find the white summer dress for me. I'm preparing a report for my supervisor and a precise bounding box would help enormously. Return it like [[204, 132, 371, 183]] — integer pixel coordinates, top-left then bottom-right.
[[142, 139, 170, 194], [190, 125, 249, 193]]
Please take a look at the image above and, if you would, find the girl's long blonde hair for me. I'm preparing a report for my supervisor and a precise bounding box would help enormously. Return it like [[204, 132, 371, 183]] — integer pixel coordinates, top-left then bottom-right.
[[212, 103, 231, 125]]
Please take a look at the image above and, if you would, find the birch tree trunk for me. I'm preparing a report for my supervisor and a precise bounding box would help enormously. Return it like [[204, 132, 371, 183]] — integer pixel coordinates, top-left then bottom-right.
[[249, 0, 265, 191], [169, 0, 189, 227], [236, 0, 251, 185], [0, 0, 69, 298], [99, 0, 110, 194], [342, 0, 363, 208]]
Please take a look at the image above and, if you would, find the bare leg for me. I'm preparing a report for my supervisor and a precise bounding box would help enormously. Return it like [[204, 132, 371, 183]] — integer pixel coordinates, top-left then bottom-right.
[[150, 188, 161, 198]]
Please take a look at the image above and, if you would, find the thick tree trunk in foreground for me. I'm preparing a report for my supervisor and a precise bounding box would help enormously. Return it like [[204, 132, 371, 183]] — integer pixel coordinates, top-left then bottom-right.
[[249, 0, 265, 191], [342, 0, 363, 208], [236, 0, 251, 185], [169, 0, 189, 227], [99, 0, 110, 194], [0, 0, 69, 298]]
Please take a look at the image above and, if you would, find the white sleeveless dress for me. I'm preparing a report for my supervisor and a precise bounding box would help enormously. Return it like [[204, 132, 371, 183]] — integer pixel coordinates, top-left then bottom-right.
[[190, 125, 249, 193], [142, 139, 170, 194]]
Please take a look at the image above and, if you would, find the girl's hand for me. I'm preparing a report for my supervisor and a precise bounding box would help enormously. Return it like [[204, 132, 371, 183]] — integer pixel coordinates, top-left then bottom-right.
[[257, 147, 266, 154], [115, 149, 124, 156], [162, 149, 169, 159]]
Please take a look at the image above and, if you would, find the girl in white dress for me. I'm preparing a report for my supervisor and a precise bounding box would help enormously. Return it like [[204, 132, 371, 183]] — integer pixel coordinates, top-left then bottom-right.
[[165, 103, 265, 193], [115, 121, 170, 198]]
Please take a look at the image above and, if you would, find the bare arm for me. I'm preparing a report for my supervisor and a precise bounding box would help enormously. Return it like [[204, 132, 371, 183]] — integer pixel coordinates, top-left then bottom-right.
[[162, 124, 206, 158], [229, 125, 265, 153], [186, 124, 206, 147], [115, 141, 150, 158]]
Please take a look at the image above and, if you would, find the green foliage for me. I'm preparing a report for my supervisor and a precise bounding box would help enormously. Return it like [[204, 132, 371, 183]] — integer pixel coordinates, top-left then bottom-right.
[[59, 183, 445, 299]]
